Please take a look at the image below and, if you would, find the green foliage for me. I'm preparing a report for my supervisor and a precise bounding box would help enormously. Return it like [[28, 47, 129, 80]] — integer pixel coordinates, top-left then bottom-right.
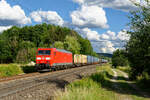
[[16, 49, 28, 63], [127, 0, 150, 79], [64, 36, 81, 54], [0, 37, 13, 63], [54, 41, 64, 49], [0, 23, 97, 63], [16, 41, 36, 63], [0, 64, 23, 77], [0, 64, 37, 77], [19, 41, 35, 49], [136, 72, 150, 92], [112, 49, 128, 67], [79, 38, 92, 54], [16, 48, 37, 63]]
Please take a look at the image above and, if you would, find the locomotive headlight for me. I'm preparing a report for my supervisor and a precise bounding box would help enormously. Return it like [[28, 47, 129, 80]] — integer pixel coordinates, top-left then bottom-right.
[[36, 57, 41, 60], [46, 57, 51, 60]]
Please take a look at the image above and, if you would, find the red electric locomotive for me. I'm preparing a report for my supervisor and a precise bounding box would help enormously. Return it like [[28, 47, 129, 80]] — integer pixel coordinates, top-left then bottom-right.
[[36, 48, 73, 71]]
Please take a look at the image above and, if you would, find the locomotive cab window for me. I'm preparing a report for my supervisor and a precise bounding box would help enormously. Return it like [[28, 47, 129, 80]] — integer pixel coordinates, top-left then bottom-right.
[[38, 50, 51, 55]]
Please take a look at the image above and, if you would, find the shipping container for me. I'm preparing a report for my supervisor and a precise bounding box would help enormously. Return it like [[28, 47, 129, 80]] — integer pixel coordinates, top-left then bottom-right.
[[87, 55, 92, 64], [74, 54, 82, 64], [81, 55, 87, 64]]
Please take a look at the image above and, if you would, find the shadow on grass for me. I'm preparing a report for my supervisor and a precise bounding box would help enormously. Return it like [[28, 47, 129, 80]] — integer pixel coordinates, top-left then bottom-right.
[[136, 79, 150, 93], [21, 65, 37, 73], [90, 71, 150, 99]]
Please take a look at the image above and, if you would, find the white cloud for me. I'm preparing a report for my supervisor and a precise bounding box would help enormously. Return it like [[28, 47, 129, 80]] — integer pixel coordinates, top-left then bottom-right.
[[76, 28, 130, 53], [0, 26, 12, 33], [30, 11, 64, 26], [76, 28, 100, 41], [100, 30, 117, 40], [117, 29, 130, 41], [0, 0, 31, 26], [73, 0, 139, 12], [107, 30, 116, 37], [70, 5, 108, 28], [73, 0, 84, 4], [100, 41, 116, 53], [91, 40, 116, 54], [101, 34, 109, 40]]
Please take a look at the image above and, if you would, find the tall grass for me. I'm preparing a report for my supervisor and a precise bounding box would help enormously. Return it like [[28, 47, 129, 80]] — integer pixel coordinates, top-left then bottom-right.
[[0, 64, 23, 77], [55, 64, 117, 100], [55, 77, 116, 100]]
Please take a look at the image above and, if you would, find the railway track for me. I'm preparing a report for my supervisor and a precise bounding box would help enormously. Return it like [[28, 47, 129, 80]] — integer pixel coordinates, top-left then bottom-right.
[[0, 64, 99, 99], [0, 73, 40, 83]]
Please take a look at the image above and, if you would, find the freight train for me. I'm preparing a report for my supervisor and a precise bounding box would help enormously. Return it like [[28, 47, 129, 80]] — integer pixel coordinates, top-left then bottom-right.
[[35, 48, 100, 71]]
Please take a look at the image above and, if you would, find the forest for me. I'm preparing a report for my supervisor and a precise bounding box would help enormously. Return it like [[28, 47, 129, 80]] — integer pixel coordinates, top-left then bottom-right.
[[0, 23, 98, 63]]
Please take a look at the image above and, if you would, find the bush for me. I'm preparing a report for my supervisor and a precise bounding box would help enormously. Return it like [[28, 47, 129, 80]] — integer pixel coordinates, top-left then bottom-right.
[[137, 72, 150, 83], [21, 65, 36, 73], [136, 72, 150, 92], [112, 49, 128, 67], [0, 64, 23, 77], [90, 72, 106, 84]]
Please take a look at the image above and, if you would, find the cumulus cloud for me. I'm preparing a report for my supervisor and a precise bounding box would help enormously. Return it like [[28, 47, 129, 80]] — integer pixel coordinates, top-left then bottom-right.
[[73, 0, 139, 12], [101, 34, 109, 40], [117, 30, 130, 41], [92, 41, 116, 54], [70, 5, 108, 28], [0, 0, 31, 26], [30, 11, 64, 26], [76, 28, 100, 41], [0, 26, 12, 33], [76, 28, 130, 53]]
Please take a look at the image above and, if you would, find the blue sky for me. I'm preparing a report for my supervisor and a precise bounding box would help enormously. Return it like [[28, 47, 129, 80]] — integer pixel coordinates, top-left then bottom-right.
[[6, 0, 129, 33], [0, 0, 138, 53]]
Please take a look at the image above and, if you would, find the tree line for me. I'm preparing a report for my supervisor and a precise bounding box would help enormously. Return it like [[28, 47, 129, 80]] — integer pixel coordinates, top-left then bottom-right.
[[0, 23, 98, 63]]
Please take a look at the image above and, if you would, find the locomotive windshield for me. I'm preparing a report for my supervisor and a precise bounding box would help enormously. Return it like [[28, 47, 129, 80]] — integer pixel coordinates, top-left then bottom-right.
[[38, 50, 51, 55]]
